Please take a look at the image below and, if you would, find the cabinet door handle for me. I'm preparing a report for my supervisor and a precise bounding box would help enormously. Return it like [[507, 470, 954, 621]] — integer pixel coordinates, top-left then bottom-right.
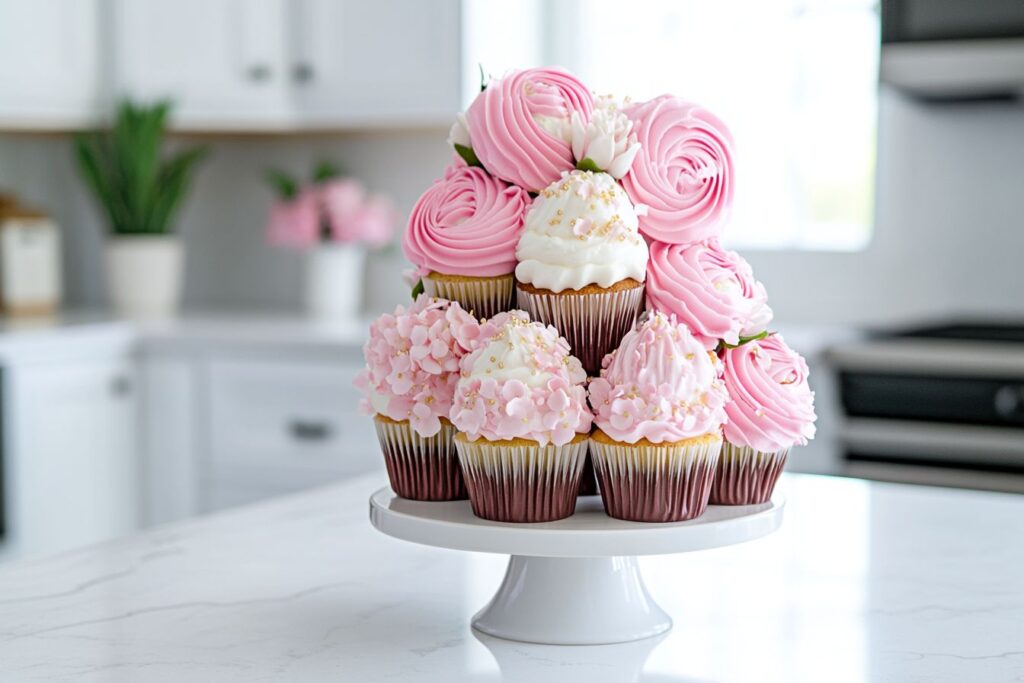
[[288, 419, 333, 442], [247, 64, 272, 82], [994, 385, 1024, 419], [293, 63, 314, 83]]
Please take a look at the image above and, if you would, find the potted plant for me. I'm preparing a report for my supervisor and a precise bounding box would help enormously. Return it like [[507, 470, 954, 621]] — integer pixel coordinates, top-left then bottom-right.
[[74, 100, 207, 317], [266, 161, 397, 320]]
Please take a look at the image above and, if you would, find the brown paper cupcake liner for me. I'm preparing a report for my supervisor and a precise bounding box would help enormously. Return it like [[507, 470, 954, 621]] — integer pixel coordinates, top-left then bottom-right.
[[590, 435, 722, 522], [422, 273, 515, 320], [577, 451, 599, 496], [515, 283, 645, 375], [374, 416, 467, 501], [454, 434, 588, 522], [709, 442, 788, 505]]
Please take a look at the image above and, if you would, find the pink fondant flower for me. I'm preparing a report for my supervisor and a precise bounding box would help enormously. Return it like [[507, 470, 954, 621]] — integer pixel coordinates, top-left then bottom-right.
[[622, 95, 735, 244], [466, 67, 594, 192]]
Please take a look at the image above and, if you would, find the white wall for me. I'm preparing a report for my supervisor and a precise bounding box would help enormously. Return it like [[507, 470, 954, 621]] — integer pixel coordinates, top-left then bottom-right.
[[2, 88, 1024, 325]]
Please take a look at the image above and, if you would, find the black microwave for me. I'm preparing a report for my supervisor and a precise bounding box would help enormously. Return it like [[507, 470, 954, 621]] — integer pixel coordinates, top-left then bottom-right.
[[880, 0, 1024, 100]]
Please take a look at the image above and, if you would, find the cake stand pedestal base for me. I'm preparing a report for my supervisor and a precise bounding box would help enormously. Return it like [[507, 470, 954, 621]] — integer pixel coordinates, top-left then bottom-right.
[[369, 487, 785, 647], [472, 555, 670, 645]]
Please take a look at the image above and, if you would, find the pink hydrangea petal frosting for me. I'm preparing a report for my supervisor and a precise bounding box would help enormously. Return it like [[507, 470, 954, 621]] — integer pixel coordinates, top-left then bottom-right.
[[466, 67, 594, 192], [450, 313, 592, 446], [354, 295, 484, 438], [621, 95, 735, 244], [721, 334, 817, 453], [588, 312, 728, 444], [646, 239, 772, 350], [402, 164, 530, 277]]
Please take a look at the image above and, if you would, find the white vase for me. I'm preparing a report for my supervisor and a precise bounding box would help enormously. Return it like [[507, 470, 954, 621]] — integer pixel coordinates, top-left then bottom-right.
[[105, 235, 184, 318], [305, 243, 366, 320]]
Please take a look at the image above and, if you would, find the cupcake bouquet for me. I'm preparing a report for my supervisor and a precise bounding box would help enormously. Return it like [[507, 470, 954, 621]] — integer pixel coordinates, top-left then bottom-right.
[[357, 67, 816, 524]]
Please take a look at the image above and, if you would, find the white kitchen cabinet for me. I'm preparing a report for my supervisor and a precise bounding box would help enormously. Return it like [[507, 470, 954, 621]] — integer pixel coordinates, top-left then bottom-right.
[[0, 0, 103, 128], [292, 0, 462, 127], [110, 0, 292, 130], [202, 356, 378, 510], [4, 355, 139, 558]]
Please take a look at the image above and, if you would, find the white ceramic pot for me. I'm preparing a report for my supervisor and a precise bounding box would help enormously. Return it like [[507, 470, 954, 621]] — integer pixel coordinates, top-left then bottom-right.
[[305, 243, 366, 320], [105, 236, 183, 318]]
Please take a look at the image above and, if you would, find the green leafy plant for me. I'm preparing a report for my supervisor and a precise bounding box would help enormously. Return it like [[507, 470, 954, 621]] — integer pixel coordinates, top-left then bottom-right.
[[74, 100, 208, 236]]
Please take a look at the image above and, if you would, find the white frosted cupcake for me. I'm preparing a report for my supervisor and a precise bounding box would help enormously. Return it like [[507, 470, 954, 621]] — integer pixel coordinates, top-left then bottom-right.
[[450, 312, 593, 522], [515, 170, 648, 375]]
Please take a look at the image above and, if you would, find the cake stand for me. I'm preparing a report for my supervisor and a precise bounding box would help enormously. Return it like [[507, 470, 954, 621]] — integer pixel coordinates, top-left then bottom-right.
[[369, 488, 784, 645]]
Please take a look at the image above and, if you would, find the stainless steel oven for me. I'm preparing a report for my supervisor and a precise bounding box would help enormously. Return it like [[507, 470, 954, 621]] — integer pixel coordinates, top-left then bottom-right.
[[829, 322, 1024, 493]]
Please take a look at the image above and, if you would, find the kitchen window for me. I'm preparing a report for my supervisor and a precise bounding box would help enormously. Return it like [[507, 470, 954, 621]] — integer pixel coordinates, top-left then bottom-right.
[[543, 0, 880, 251]]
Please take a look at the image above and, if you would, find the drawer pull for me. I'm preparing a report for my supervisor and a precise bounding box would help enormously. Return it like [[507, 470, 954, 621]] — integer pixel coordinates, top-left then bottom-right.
[[288, 420, 333, 442]]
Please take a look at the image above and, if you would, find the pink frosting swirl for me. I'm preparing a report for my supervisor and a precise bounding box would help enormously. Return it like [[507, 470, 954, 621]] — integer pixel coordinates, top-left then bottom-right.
[[450, 313, 592, 446], [721, 334, 817, 453], [466, 67, 594, 192], [646, 239, 772, 350], [588, 312, 728, 444], [354, 296, 484, 438], [402, 164, 530, 277], [621, 95, 735, 244]]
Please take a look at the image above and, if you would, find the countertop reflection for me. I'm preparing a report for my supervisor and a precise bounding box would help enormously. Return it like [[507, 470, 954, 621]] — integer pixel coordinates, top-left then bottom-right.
[[0, 473, 1020, 682]]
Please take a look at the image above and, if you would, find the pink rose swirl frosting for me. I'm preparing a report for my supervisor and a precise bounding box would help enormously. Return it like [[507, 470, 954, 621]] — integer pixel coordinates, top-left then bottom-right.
[[646, 239, 772, 350], [721, 334, 817, 453], [588, 312, 728, 444], [402, 164, 530, 277], [466, 67, 594, 192], [354, 295, 484, 438], [622, 95, 735, 244], [450, 313, 592, 447]]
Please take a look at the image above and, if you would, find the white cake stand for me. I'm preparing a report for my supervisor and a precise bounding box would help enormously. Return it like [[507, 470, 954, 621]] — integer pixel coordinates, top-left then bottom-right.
[[369, 488, 784, 645]]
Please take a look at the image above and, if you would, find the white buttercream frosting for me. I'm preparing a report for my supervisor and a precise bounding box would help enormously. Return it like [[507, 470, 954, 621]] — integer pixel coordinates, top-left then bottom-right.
[[515, 170, 648, 293]]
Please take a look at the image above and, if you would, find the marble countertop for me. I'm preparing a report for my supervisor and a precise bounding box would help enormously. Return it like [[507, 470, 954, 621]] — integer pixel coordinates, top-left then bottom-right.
[[0, 473, 1021, 682]]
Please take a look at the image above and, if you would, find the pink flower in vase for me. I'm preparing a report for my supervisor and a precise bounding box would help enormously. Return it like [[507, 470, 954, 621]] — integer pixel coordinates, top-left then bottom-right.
[[266, 189, 319, 248], [320, 179, 398, 247]]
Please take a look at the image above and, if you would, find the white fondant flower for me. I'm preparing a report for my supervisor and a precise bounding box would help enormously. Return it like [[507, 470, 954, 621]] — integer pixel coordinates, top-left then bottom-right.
[[570, 95, 641, 179], [447, 112, 471, 149]]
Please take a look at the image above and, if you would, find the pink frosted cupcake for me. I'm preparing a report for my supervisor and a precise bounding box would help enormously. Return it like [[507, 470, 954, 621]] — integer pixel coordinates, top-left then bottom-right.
[[403, 164, 531, 319], [588, 312, 728, 522], [355, 295, 485, 501], [646, 239, 772, 350], [450, 313, 593, 522], [713, 334, 817, 505]]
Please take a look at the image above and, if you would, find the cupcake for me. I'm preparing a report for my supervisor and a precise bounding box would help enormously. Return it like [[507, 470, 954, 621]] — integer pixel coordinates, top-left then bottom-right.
[[355, 295, 484, 501], [515, 170, 648, 375], [646, 239, 772, 350], [403, 164, 531, 319], [450, 313, 592, 522], [713, 334, 816, 505], [587, 312, 728, 522]]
